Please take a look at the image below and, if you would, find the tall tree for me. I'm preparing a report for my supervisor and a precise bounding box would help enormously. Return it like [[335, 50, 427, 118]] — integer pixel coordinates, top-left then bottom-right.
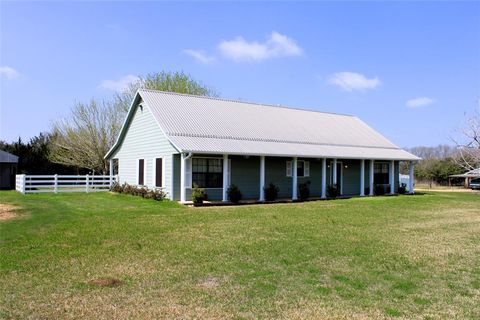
[[49, 71, 216, 173], [115, 71, 217, 113]]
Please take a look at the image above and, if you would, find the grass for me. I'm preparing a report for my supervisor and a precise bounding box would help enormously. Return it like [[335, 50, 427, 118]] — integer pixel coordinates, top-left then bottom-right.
[[1, 191, 479, 319]]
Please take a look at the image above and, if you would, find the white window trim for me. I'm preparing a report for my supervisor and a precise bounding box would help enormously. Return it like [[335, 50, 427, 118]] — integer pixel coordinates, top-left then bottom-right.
[[137, 158, 145, 186], [153, 157, 165, 189], [329, 160, 343, 195], [286, 160, 310, 178]]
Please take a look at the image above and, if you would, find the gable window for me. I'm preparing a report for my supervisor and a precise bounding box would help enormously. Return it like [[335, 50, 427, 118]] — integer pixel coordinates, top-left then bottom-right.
[[192, 158, 223, 188], [138, 159, 145, 185], [155, 158, 163, 188], [374, 163, 389, 184], [286, 160, 310, 177]]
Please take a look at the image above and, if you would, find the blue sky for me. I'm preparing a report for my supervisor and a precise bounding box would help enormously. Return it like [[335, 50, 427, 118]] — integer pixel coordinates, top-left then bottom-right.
[[1, 1, 479, 148]]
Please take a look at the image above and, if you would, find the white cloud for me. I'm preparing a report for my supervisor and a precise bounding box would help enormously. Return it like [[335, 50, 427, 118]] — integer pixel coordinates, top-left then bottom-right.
[[406, 97, 435, 108], [218, 31, 303, 62], [99, 75, 140, 92], [182, 49, 215, 64], [0, 66, 19, 79], [328, 72, 381, 92]]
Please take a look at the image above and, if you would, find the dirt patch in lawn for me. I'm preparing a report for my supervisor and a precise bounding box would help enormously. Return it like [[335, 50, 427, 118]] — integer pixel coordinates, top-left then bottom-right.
[[0, 204, 23, 221], [88, 277, 122, 287]]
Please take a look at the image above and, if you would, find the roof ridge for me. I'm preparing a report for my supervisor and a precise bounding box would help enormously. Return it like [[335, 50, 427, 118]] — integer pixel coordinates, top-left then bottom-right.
[[138, 88, 355, 117]]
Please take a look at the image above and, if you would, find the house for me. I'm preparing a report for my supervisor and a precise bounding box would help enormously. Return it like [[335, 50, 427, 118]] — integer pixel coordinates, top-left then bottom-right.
[[105, 89, 420, 202], [0, 150, 19, 190]]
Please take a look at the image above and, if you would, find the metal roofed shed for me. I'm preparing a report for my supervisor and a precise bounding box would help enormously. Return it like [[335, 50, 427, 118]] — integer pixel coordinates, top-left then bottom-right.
[[0, 150, 19, 190]]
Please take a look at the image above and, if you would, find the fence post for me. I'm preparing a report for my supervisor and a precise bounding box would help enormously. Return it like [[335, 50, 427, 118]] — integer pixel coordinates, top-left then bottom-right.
[[85, 174, 89, 193], [21, 174, 26, 194], [54, 174, 58, 193]]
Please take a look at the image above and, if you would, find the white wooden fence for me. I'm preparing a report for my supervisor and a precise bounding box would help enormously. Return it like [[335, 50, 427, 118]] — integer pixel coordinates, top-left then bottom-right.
[[15, 174, 117, 194]]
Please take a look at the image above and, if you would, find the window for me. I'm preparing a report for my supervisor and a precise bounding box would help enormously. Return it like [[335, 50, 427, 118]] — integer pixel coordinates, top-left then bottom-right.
[[138, 159, 145, 185], [374, 163, 389, 184], [286, 160, 310, 177], [155, 158, 163, 187], [192, 158, 223, 188]]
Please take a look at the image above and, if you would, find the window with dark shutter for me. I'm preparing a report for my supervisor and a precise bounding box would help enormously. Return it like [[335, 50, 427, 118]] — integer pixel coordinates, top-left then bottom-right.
[[138, 159, 144, 185], [155, 158, 163, 187]]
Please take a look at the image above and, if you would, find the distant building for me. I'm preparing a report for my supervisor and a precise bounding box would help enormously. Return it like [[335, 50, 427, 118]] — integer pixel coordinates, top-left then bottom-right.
[[449, 168, 480, 189], [0, 150, 19, 190]]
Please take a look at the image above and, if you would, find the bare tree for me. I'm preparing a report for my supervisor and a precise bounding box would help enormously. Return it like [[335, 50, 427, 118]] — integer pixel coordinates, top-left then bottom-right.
[[49, 100, 122, 174], [452, 104, 480, 170]]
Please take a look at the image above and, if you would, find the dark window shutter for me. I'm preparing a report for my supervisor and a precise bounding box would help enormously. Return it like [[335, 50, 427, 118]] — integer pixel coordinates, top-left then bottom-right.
[[155, 158, 163, 187], [138, 159, 144, 185]]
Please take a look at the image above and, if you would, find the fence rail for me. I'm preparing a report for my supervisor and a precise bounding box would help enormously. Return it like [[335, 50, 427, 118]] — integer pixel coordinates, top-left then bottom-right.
[[15, 174, 117, 194]]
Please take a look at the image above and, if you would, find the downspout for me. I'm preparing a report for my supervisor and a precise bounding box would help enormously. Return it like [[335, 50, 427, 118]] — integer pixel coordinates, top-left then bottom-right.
[[184, 152, 193, 160]]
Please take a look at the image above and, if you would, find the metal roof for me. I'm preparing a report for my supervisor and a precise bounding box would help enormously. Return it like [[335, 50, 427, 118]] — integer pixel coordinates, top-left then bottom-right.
[[105, 89, 420, 160], [450, 168, 480, 178], [0, 150, 19, 163]]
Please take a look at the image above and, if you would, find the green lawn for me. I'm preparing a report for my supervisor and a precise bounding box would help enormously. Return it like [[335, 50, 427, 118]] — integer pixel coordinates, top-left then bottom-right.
[[1, 191, 479, 319]]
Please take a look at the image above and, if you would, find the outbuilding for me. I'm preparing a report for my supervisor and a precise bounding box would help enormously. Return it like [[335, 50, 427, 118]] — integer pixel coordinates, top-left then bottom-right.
[[0, 150, 19, 190], [105, 89, 419, 202]]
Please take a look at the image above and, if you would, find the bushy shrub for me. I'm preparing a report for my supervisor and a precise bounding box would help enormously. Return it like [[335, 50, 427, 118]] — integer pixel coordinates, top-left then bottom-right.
[[374, 184, 386, 195], [327, 184, 339, 198], [298, 181, 311, 201], [264, 183, 279, 201], [191, 184, 206, 205], [227, 184, 242, 204], [398, 183, 407, 194], [110, 182, 167, 201]]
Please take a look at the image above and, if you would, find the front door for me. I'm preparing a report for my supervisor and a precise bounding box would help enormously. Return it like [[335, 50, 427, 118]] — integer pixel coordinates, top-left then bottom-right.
[[336, 163, 342, 194]]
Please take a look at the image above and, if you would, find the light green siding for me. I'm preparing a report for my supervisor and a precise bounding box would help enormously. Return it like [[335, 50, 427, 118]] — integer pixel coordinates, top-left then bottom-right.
[[110, 103, 178, 199]]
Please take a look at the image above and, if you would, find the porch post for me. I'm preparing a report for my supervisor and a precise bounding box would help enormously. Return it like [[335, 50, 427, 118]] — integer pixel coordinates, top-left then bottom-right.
[[409, 161, 415, 194], [369, 160, 374, 196], [360, 159, 365, 196], [292, 157, 298, 200], [321, 158, 327, 199], [332, 158, 337, 186], [222, 154, 228, 202], [389, 160, 395, 194], [259, 156, 265, 201], [180, 154, 186, 203]]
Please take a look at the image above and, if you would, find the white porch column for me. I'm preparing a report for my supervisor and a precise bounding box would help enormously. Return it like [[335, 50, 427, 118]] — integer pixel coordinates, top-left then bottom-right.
[[389, 160, 395, 194], [292, 157, 298, 200], [360, 159, 365, 197], [332, 158, 338, 186], [321, 158, 327, 199], [109, 159, 114, 187], [259, 156, 265, 201], [409, 161, 415, 194], [222, 154, 228, 202], [369, 160, 374, 196], [180, 154, 186, 203]]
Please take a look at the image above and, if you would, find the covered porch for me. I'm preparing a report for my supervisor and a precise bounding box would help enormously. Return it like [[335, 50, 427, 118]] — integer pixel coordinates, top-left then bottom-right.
[[174, 153, 416, 203]]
